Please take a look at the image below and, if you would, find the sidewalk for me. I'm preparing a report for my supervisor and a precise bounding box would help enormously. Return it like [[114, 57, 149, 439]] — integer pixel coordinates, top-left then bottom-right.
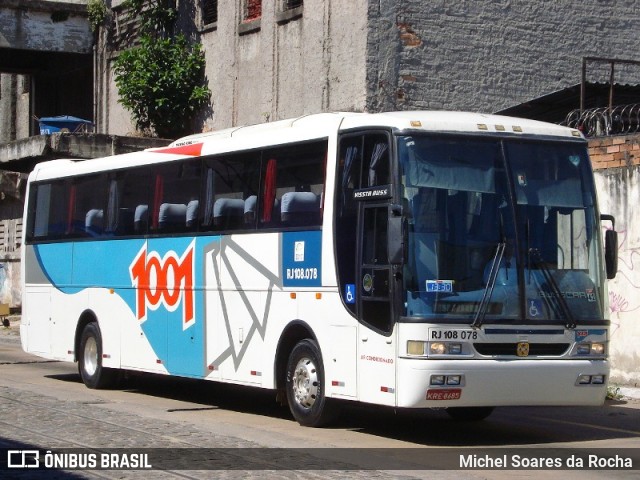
[[0, 314, 21, 343], [616, 387, 640, 401], [2, 315, 639, 400]]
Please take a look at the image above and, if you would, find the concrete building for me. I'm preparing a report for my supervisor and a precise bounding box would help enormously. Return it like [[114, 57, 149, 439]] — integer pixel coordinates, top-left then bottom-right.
[[0, 0, 93, 142], [88, 0, 640, 134], [3, 1, 640, 137]]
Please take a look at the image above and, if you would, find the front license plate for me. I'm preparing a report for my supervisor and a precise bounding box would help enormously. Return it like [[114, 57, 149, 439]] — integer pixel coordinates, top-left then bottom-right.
[[429, 328, 478, 341], [426, 388, 462, 401]]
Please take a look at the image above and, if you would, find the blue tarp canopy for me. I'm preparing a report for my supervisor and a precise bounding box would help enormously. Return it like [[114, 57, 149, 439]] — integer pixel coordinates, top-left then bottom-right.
[[39, 116, 94, 134]]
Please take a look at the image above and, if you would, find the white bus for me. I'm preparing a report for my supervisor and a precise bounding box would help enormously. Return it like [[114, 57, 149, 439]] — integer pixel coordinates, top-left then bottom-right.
[[21, 111, 618, 426]]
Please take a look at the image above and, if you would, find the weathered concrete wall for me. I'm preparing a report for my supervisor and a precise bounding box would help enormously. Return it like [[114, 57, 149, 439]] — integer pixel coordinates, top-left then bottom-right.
[[367, 1, 640, 113], [0, 74, 30, 143], [0, 75, 17, 143], [100, 0, 368, 135], [15, 76, 30, 139], [0, 0, 91, 54], [206, 0, 366, 129], [1, 0, 92, 140], [0, 133, 171, 172], [591, 135, 640, 387], [100, 1, 640, 135], [202, 0, 367, 131]]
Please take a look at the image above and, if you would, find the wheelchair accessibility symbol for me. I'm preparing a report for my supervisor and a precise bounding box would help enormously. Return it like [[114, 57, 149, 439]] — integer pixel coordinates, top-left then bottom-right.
[[345, 284, 356, 304], [528, 299, 543, 317]]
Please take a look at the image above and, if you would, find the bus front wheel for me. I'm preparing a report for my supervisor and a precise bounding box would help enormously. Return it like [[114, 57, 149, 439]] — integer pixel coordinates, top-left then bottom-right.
[[285, 339, 337, 427], [78, 322, 117, 389]]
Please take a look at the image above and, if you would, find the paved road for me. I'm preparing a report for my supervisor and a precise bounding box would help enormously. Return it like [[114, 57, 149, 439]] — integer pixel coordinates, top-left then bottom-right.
[[1, 325, 639, 479]]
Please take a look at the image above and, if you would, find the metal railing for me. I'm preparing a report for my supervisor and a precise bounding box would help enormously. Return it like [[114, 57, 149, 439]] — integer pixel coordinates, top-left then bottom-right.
[[564, 104, 640, 137]]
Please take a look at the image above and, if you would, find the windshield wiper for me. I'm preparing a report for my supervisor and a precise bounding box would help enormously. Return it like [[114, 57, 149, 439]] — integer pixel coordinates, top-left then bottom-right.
[[528, 248, 576, 329], [472, 242, 506, 329]]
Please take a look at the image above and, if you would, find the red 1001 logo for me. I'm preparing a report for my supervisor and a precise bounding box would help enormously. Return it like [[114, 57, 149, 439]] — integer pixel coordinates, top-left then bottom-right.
[[129, 241, 195, 329]]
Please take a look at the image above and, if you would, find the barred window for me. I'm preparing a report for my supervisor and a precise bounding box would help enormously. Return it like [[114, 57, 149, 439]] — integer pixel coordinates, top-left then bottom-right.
[[202, 0, 218, 25], [284, 0, 303, 10], [201, 0, 218, 25], [111, 3, 143, 51], [277, 0, 303, 24]]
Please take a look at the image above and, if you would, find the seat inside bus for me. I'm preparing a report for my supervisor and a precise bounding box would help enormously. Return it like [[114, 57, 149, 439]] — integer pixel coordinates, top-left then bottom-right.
[[85, 209, 104, 235], [213, 198, 245, 229], [134, 204, 148, 233], [158, 203, 188, 232], [280, 191, 320, 226]]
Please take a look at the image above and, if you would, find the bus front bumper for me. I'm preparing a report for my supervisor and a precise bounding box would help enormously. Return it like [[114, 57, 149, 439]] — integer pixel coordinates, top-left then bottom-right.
[[396, 358, 609, 408]]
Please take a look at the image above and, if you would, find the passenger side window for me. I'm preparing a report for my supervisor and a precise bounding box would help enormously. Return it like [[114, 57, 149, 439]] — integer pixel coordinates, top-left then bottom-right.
[[69, 175, 108, 237], [364, 134, 389, 187], [200, 153, 260, 232], [151, 160, 202, 233], [29, 181, 68, 241], [109, 168, 154, 236], [259, 141, 327, 229]]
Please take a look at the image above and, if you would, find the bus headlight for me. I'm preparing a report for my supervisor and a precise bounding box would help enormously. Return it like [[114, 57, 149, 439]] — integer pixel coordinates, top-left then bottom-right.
[[576, 343, 606, 356], [576, 344, 590, 355], [407, 341, 464, 356], [429, 342, 463, 355]]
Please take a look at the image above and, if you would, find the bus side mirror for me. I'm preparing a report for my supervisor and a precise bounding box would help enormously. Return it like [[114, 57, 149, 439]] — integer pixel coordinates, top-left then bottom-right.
[[388, 204, 405, 265], [601, 214, 618, 280], [604, 229, 618, 279]]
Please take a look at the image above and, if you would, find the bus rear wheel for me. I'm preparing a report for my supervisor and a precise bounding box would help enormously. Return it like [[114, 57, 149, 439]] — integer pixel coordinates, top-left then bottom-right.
[[78, 322, 117, 389], [285, 339, 337, 427], [446, 406, 494, 421]]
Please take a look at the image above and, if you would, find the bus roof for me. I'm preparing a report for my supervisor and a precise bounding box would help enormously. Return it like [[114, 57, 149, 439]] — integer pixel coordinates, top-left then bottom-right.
[[166, 111, 581, 148], [29, 111, 583, 181], [339, 110, 583, 138]]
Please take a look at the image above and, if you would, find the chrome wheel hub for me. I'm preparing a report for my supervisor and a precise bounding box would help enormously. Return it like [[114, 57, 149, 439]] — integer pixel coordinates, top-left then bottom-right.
[[292, 357, 318, 409], [83, 336, 98, 377]]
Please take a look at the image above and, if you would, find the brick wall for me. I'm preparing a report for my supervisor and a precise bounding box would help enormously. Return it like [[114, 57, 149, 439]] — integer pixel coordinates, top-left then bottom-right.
[[588, 134, 640, 170]]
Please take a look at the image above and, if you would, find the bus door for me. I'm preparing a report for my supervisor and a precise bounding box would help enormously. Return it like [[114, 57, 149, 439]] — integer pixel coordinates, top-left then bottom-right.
[[357, 202, 398, 405], [336, 131, 398, 405]]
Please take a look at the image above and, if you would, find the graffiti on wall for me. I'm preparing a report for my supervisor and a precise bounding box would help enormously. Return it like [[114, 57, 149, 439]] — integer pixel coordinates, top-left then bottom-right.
[[606, 228, 640, 336]]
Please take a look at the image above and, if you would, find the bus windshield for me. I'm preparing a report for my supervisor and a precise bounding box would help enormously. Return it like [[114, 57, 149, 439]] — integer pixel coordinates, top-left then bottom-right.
[[399, 134, 605, 324]]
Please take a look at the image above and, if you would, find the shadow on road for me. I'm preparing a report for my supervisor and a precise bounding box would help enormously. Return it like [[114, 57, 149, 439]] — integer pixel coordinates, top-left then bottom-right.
[[45, 371, 640, 447]]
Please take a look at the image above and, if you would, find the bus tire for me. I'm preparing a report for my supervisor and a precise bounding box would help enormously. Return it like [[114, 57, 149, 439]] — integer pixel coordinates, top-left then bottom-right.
[[285, 339, 337, 427], [78, 322, 117, 389], [446, 406, 494, 421]]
